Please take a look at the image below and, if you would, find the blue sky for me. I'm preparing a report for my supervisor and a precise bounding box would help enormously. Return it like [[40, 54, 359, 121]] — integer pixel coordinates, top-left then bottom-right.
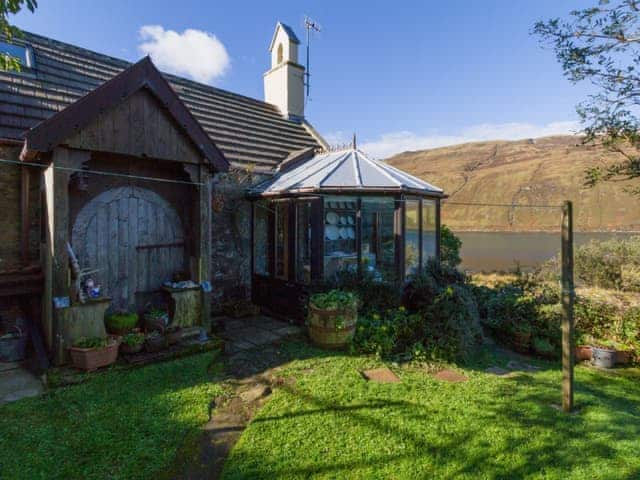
[[13, 0, 595, 158]]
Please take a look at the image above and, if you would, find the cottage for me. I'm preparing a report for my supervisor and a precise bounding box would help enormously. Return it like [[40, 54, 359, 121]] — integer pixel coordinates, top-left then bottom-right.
[[0, 22, 444, 363]]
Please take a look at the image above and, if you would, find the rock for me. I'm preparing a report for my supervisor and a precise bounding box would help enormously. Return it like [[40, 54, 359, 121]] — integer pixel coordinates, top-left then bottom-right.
[[361, 367, 401, 384]]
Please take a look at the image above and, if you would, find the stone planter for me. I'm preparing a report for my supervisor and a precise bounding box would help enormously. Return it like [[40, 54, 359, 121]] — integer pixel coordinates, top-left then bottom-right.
[[592, 346, 616, 369], [307, 303, 357, 350], [68, 336, 120, 371], [144, 313, 168, 333], [575, 345, 593, 362], [616, 350, 633, 365]]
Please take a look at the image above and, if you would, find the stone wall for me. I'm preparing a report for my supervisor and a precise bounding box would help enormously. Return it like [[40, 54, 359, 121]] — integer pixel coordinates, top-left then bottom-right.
[[210, 169, 268, 311], [0, 144, 39, 272]]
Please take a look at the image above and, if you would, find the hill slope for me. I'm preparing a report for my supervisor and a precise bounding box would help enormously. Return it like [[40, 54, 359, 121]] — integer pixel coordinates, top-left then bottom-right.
[[386, 136, 640, 232]]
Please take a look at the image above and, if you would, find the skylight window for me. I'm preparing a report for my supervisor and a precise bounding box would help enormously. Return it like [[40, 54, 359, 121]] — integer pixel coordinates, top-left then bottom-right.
[[0, 42, 35, 71]]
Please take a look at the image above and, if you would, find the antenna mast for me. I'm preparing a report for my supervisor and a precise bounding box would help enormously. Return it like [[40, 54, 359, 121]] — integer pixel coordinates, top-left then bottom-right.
[[304, 16, 321, 98]]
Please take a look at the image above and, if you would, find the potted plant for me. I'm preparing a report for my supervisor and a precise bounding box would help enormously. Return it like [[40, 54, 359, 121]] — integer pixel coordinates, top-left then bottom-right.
[[69, 336, 120, 371], [511, 321, 532, 353], [575, 332, 593, 362], [144, 331, 167, 353], [144, 307, 169, 333], [119, 332, 145, 355], [0, 325, 27, 362], [307, 290, 358, 349], [105, 311, 139, 335], [165, 325, 183, 345], [592, 339, 617, 368]]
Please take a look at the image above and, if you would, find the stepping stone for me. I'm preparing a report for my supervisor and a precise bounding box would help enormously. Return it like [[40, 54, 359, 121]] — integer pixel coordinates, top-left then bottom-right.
[[507, 360, 540, 372], [486, 366, 510, 376], [361, 367, 401, 384], [433, 369, 469, 383], [239, 384, 272, 403]]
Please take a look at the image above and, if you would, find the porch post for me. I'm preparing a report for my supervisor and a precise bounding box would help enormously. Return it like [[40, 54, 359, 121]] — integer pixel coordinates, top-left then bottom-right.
[[435, 198, 442, 264], [199, 166, 213, 333]]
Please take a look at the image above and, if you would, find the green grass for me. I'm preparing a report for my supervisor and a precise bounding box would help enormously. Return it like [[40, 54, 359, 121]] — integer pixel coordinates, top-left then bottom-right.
[[223, 343, 640, 480], [0, 353, 223, 480]]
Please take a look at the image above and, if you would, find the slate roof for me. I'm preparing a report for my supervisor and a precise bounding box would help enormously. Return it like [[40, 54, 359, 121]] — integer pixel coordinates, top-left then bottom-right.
[[249, 148, 444, 197], [0, 31, 322, 170]]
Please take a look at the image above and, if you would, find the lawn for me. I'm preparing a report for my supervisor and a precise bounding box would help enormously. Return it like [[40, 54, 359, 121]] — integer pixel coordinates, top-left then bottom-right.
[[0, 352, 223, 480], [223, 343, 640, 480]]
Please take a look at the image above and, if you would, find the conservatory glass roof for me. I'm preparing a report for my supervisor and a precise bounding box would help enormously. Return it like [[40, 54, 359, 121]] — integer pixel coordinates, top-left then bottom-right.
[[249, 148, 444, 197]]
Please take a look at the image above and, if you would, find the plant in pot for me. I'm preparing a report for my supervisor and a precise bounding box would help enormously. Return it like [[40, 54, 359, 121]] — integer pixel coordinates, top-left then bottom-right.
[[119, 332, 145, 355], [144, 331, 167, 353], [165, 325, 183, 346], [69, 336, 120, 371], [144, 307, 169, 333], [575, 331, 593, 362], [307, 290, 358, 349], [105, 311, 139, 335]]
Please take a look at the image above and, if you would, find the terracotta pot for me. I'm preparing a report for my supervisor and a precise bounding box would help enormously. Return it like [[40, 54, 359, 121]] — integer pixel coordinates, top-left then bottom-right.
[[69, 336, 120, 371], [307, 303, 357, 350], [165, 328, 183, 345], [616, 350, 633, 365], [119, 342, 143, 355], [575, 345, 593, 362]]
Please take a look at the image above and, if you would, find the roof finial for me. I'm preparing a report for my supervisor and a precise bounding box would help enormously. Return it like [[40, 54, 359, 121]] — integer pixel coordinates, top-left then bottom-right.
[[352, 132, 357, 150]]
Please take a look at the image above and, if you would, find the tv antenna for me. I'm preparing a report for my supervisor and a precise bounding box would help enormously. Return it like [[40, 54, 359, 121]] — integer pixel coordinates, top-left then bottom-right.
[[304, 16, 321, 99]]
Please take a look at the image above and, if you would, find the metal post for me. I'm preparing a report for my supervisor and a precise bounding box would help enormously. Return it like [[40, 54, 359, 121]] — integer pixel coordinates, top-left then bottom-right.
[[561, 200, 575, 413]]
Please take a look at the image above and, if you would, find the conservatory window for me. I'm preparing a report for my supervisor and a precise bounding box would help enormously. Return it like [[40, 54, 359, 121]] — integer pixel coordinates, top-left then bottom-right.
[[422, 199, 437, 266], [275, 202, 290, 280], [0, 42, 34, 71], [361, 197, 396, 281], [296, 201, 312, 284], [253, 201, 272, 276], [323, 195, 358, 281], [405, 198, 420, 277]]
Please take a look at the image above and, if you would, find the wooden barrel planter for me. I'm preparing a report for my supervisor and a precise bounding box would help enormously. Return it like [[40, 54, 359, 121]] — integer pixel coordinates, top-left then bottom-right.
[[307, 301, 357, 350]]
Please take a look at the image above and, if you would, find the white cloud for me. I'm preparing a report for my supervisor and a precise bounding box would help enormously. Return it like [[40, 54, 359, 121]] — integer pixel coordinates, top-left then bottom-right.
[[138, 25, 230, 84], [348, 121, 581, 159]]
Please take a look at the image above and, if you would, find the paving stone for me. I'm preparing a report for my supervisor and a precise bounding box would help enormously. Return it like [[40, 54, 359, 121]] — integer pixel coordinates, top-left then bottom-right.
[[273, 325, 303, 337], [245, 329, 280, 346], [361, 367, 401, 383], [433, 369, 469, 383], [225, 340, 254, 354], [224, 319, 249, 332], [507, 360, 541, 372], [0, 367, 44, 404], [486, 366, 511, 376], [239, 384, 272, 403]]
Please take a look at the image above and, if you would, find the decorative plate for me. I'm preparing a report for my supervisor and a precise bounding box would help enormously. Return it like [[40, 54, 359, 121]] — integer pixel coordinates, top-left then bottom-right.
[[326, 225, 339, 240], [339, 227, 349, 239], [326, 212, 339, 225], [347, 216, 355, 225], [348, 227, 356, 239], [339, 215, 347, 225]]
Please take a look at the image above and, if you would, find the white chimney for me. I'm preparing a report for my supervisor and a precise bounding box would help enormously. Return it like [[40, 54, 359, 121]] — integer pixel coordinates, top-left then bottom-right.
[[264, 22, 305, 120]]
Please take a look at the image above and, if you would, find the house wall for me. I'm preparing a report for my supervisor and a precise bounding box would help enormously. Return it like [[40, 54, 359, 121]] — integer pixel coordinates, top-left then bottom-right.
[[0, 143, 40, 272], [210, 169, 268, 310]]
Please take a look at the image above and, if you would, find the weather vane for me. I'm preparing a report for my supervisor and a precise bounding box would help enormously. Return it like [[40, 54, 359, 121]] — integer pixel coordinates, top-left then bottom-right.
[[304, 16, 321, 99]]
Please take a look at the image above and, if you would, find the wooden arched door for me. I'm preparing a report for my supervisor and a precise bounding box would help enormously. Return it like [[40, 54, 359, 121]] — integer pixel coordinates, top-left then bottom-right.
[[71, 186, 186, 311]]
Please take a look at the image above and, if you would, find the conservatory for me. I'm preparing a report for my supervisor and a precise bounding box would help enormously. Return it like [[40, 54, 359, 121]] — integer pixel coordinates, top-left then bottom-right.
[[248, 147, 446, 319]]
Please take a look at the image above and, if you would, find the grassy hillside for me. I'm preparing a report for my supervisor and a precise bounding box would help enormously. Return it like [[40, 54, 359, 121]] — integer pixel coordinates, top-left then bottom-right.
[[387, 136, 640, 232]]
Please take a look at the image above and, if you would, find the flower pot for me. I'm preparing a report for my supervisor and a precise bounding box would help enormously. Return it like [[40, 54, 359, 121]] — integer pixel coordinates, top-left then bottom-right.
[[119, 342, 143, 355], [575, 345, 593, 362], [592, 346, 616, 369], [0, 326, 27, 362], [307, 303, 357, 350], [145, 334, 167, 353], [165, 328, 183, 345], [69, 336, 120, 371], [615, 350, 633, 365], [144, 314, 168, 333]]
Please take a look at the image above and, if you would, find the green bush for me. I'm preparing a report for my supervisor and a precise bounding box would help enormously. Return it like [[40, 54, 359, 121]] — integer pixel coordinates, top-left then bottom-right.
[[309, 290, 358, 310], [105, 312, 139, 332], [74, 337, 108, 349], [121, 332, 145, 347], [330, 268, 401, 316], [574, 296, 619, 343], [441, 225, 462, 268], [532, 336, 556, 358]]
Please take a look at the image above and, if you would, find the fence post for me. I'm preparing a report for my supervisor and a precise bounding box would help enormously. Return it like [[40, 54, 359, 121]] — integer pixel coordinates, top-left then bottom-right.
[[561, 200, 575, 412]]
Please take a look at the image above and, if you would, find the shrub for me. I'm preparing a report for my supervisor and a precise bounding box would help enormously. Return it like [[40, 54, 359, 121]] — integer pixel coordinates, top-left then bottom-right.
[[74, 337, 108, 349], [309, 290, 357, 310], [121, 332, 144, 347], [352, 308, 421, 358], [330, 268, 401, 315], [105, 312, 138, 333], [574, 296, 619, 342], [532, 337, 556, 358], [441, 225, 462, 268]]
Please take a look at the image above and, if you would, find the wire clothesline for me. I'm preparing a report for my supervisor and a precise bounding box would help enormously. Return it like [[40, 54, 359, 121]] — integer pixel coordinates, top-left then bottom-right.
[[0, 157, 204, 187], [444, 201, 564, 209]]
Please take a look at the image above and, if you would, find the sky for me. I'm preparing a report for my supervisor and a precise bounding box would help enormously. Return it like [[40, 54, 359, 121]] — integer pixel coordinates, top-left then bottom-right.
[[12, 0, 596, 158]]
